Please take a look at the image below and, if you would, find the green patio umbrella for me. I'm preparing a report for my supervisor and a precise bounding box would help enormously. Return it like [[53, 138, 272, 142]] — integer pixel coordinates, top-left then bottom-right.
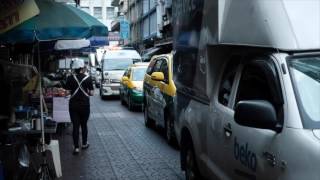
[[0, 2, 107, 178], [0, 0, 108, 44]]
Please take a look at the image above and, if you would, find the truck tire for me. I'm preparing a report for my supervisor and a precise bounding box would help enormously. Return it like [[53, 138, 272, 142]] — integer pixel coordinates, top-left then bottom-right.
[[100, 89, 104, 100], [185, 142, 201, 180], [165, 114, 177, 146], [128, 96, 134, 111], [120, 92, 125, 105], [144, 104, 152, 128]]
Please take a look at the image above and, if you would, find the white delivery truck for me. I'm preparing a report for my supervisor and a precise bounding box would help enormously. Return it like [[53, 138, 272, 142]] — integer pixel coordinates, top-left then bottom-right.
[[99, 47, 141, 98], [172, 0, 320, 180]]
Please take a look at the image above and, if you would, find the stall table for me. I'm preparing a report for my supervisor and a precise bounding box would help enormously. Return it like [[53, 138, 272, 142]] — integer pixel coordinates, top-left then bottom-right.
[[53, 97, 71, 123], [0, 122, 58, 180]]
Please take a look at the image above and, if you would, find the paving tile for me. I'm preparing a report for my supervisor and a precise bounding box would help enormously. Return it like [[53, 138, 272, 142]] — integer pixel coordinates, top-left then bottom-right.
[[57, 94, 183, 180]]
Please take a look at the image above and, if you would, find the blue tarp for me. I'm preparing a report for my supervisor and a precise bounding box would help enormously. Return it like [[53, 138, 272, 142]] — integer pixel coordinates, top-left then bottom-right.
[[88, 36, 109, 47]]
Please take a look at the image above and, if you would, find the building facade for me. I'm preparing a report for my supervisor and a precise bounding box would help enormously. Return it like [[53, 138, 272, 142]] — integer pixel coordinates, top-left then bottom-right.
[[110, 0, 129, 35], [160, 0, 172, 42], [79, 0, 118, 31], [111, 0, 172, 52]]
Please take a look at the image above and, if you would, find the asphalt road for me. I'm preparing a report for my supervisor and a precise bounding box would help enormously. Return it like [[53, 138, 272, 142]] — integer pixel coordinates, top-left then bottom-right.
[[58, 93, 184, 180]]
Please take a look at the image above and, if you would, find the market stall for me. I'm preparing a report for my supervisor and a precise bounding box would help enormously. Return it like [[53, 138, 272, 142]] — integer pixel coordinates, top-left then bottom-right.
[[0, 58, 60, 180], [0, 0, 108, 179]]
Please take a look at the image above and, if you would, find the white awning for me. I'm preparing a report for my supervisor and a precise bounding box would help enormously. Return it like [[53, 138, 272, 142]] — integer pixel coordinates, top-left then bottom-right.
[[54, 39, 90, 50]]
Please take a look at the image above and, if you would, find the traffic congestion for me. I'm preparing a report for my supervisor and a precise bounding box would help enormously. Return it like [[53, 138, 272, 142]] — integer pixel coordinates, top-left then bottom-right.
[[92, 0, 320, 179], [0, 0, 319, 180]]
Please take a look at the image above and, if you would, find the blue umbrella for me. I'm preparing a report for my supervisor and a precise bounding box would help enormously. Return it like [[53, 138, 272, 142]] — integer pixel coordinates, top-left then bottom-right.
[[0, 0, 108, 44], [88, 36, 109, 47]]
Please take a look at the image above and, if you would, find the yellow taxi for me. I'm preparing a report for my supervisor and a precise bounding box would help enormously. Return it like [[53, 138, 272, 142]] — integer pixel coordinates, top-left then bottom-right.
[[143, 53, 177, 144], [119, 62, 149, 111]]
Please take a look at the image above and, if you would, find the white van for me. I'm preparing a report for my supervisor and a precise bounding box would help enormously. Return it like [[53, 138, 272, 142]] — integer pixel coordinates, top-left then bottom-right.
[[99, 48, 141, 98], [173, 0, 320, 180]]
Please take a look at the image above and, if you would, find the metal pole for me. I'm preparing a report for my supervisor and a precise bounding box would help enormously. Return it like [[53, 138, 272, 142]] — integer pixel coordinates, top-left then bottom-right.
[[37, 42, 46, 152], [31, 43, 35, 67], [70, 49, 72, 71]]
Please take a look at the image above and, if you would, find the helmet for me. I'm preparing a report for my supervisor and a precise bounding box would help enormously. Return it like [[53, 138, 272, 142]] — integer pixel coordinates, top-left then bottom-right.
[[72, 58, 85, 69]]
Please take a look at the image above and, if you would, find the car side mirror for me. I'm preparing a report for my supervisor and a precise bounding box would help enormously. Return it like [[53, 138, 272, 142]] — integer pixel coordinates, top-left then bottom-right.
[[234, 100, 279, 132], [122, 76, 129, 82], [151, 72, 164, 81]]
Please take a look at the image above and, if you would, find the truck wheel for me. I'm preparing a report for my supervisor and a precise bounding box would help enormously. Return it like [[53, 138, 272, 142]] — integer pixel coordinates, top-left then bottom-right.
[[144, 104, 152, 128], [120, 93, 125, 105], [165, 114, 176, 146], [100, 89, 105, 100], [185, 143, 201, 180], [128, 96, 134, 111], [120, 96, 125, 105]]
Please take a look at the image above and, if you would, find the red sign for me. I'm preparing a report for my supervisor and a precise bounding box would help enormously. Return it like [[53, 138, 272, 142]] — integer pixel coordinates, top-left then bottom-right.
[[0, 11, 20, 31], [0, 0, 39, 33]]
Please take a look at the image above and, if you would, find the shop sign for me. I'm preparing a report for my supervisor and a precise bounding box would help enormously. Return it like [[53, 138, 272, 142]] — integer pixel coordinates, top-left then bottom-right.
[[108, 32, 120, 41], [120, 20, 130, 40], [0, 0, 40, 34]]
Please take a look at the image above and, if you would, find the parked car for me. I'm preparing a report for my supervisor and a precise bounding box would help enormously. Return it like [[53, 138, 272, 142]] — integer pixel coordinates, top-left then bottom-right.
[[99, 48, 142, 98], [95, 70, 101, 88], [143, 53, 177, 144], [119, 62, 149, 110], [89, 67, 96, 83]]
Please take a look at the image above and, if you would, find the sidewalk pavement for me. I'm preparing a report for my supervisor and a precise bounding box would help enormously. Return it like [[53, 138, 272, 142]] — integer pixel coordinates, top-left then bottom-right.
[[57, 96, 184, 180]]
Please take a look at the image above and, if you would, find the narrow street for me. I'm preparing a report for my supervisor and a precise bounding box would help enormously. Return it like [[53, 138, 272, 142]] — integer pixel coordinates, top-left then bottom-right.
[[58, 92, 184, 180]]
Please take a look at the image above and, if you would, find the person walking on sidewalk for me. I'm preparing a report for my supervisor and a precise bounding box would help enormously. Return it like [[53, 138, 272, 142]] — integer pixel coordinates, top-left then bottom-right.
[[65, 59, 94, 155]]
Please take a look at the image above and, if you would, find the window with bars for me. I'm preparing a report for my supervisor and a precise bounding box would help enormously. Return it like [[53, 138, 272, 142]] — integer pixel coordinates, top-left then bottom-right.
[[93, 7, 102, 19], [80, 7, 90, 14], [106, 7, 115, 19], [143, 0, 149, 14], [150, 12, 157, 34], [143, 18, 149, 38], [150, 0, 156, 9]]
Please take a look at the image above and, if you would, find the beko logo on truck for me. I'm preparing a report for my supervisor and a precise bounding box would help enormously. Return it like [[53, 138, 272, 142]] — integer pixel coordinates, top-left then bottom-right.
[[234, 137, 257, 172]]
